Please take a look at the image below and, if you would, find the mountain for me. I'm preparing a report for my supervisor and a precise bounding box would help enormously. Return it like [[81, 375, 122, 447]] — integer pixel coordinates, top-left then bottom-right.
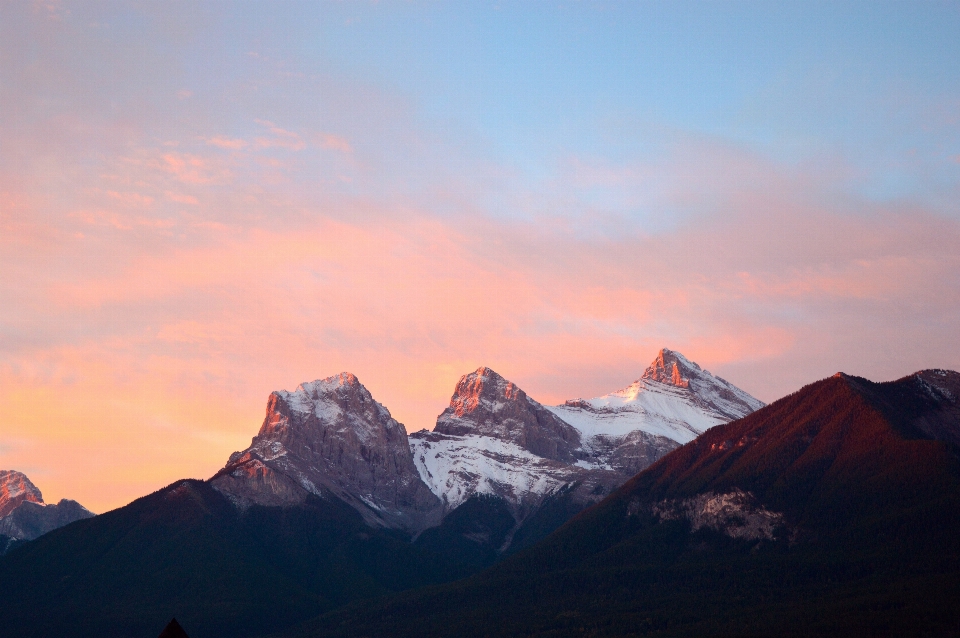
[[0, 470, 93, 554], [0, 356, 763, 635], [210, 372, 443, 531], [409, 367, 627, 566], [409, 350, 762, 557], [410, 367, 622, 514], [547, 348, 764, 475], [290, 368, 960, 638], [0, 375, 467, 637], [0, 470, 44, 517]]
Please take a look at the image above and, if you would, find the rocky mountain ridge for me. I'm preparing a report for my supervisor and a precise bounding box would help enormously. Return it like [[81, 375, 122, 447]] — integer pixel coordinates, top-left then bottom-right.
[[209, 350, 763, 553], [410, 349, 764, 522], [0, 470, 93, 552]]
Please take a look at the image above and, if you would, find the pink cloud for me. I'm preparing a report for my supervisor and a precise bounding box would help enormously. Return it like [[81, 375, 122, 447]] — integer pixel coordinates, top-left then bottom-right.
[[165, 191, 199, 205], [204, 136, 248, 150], [254, 119, 305, 151], [105, 190, 154, 207], [319, 133, 353, 153], [160, 152, 231, 184]]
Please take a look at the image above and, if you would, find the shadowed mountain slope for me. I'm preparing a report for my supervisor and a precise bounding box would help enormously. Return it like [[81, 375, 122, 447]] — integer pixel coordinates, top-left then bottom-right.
[[0, 479, 467, 638], [288, 370, 960, 638]]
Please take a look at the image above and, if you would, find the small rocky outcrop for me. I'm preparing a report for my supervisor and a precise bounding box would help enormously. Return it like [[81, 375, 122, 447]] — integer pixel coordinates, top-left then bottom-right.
[[635, 489, 786, 541], [157, 618, 190, 638]]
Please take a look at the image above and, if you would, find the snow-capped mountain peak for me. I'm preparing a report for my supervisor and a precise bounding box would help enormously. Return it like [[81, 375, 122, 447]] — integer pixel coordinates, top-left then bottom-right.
[[411, 367, 617, 516], [548, 349, 765, 459]]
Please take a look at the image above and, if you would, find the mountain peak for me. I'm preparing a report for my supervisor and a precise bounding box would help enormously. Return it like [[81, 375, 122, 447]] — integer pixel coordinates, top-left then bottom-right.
[[641, 348, 700, 388], [0, 471, 93, 543], [432, 367, 582, 463], [0, 470, 44, 518], [450, 367, 523, 417], [212, 373, 442, 530], [549, 349, 765, 449], [290, 372, 362, 396]]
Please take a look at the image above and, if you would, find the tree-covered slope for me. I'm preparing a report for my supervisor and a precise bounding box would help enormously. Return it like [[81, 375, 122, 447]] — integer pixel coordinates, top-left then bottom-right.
[[0, 479, 469, 638]]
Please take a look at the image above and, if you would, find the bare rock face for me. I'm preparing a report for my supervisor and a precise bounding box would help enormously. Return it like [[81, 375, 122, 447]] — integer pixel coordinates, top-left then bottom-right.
[[211, 373, 443, 531], [433, 367, 583, 463], [636, 489, 787, 541], [0, 470, 94, 547], [0, 470, 43, 518], [588, 430, 681, 477]]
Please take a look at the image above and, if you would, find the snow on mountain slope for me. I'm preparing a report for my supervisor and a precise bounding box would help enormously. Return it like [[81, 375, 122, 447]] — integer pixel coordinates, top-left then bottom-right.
[[411, 351, 764, 513], [411, 432, 602, 512], [548, 349, 765, 446], [409, 367, 624, 517]]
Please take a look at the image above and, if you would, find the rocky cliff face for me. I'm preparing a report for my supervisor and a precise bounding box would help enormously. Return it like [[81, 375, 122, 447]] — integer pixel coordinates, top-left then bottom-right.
[[0, 498, 94, 542], [0, 470, 44, 518], [433, 367, 584, 463], [0, 470, 93, 549], [211, 373, 443, 531]]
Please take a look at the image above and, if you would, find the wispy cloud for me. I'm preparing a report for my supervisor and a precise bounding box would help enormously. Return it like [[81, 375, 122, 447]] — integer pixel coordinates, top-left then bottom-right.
[[254, 119, 305, 151], [204, 136, 248, 150]]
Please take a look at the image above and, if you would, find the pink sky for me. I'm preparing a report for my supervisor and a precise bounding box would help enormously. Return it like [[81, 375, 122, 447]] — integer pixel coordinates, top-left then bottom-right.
[[2, 2, 959, 513]]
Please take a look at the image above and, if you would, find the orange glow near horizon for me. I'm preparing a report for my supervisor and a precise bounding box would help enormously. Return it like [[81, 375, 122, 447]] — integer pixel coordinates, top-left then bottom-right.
[[3, 3, 959, 515], [3, 202, 958, 512]]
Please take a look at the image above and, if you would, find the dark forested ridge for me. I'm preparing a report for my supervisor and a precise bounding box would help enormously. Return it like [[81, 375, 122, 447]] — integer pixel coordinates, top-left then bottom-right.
[[283, 370, 960, 638], [0, 480, 474, 638]]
